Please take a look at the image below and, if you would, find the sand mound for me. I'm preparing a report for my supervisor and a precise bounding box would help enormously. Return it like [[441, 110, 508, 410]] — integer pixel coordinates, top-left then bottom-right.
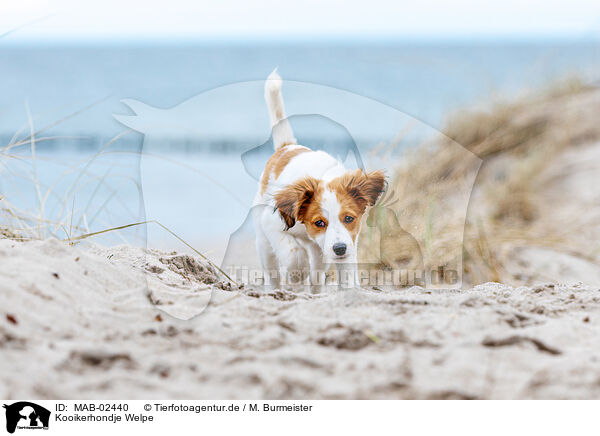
[[1, 239, 600, 399]]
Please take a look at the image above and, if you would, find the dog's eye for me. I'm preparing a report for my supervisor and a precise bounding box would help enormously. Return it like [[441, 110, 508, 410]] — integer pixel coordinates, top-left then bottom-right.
[[314, 220, 326, 228], [344, 216, 354, 223]]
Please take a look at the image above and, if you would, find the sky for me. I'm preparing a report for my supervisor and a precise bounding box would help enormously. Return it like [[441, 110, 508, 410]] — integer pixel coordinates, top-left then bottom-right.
[[1, 0, 599, 41]]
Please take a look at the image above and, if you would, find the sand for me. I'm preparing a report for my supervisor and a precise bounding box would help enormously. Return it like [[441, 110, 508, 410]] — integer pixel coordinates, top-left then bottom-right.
[[1, 238, 600, 399]]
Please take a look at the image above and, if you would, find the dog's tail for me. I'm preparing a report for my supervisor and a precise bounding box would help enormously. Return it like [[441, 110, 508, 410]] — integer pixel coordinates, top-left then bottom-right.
[[265, 68, 297, 150]]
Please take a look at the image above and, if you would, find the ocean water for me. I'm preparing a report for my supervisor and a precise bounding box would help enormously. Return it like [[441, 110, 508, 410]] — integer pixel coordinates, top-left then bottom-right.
[[1, 41, 599, 259], [0, 41, 598, 135]]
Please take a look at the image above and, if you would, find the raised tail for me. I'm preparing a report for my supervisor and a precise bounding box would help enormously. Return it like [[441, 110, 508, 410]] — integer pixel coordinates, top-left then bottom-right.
[[264, 69, 297, 150]]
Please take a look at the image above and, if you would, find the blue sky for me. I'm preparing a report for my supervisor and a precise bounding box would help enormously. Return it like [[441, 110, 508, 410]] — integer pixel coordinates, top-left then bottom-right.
[[1, 0, 599, 41]]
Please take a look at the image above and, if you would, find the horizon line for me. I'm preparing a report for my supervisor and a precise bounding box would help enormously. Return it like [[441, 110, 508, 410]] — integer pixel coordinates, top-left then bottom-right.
[[2, 33, 599, 46]]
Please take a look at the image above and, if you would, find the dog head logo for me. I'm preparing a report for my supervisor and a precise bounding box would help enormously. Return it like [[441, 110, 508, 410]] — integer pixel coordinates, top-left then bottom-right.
[[3, 402, 50, 433], [115, 77, 481, 308]]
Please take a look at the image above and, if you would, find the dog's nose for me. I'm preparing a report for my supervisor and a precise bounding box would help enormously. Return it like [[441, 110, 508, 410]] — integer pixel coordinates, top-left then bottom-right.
[[332, 243, 347, 256]]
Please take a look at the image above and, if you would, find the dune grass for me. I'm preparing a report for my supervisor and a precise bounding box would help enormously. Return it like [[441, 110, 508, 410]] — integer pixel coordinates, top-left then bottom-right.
[[0, 101, 237, 285], [359, 77, 600, 286], [0, 104, 137, 243]]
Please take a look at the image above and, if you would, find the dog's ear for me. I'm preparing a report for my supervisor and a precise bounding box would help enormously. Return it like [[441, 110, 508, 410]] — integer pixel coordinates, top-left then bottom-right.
[[341, 169, 386, 210], [362, 170, 386, 206], [274, 177, 321, 230]]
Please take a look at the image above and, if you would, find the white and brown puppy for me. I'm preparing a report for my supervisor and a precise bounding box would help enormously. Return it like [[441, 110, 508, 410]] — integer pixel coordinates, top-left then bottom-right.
[[252, 70, 385, 290]]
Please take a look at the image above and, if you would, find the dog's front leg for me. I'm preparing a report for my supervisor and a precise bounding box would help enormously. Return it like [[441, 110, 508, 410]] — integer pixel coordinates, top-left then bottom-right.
[[270, 233, 310, 291], [255, 231, 280, 288], [305, 243, 327, 293]]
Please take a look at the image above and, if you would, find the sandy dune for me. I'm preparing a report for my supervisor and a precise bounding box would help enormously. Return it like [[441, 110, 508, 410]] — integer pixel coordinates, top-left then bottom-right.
[[1, 238, 600, 399]]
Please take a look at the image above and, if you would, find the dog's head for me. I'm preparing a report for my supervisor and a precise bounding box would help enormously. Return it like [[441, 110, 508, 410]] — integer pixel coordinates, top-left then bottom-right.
[[275, 169, 385, 262]]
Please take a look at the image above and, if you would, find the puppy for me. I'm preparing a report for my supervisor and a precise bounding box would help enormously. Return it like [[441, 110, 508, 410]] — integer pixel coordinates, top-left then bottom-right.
[[252, 69, 385, 290]]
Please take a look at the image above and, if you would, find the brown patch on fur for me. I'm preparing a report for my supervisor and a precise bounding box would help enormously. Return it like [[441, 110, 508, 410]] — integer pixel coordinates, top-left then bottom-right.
[[328, 169, 386, 241], [260, 146, 310, 195], [274, 177, 323, 230], [302, 196, 328, 239], [328, 169, 386, 210], [334, 189, 364, 241]]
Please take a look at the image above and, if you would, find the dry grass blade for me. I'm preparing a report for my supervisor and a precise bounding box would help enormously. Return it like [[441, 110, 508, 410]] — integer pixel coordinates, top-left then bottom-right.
[[67, 219, 237, 286], [0, 15, 55, 39], [25, 101, 45, 238], [8, 96, 112, 149]]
